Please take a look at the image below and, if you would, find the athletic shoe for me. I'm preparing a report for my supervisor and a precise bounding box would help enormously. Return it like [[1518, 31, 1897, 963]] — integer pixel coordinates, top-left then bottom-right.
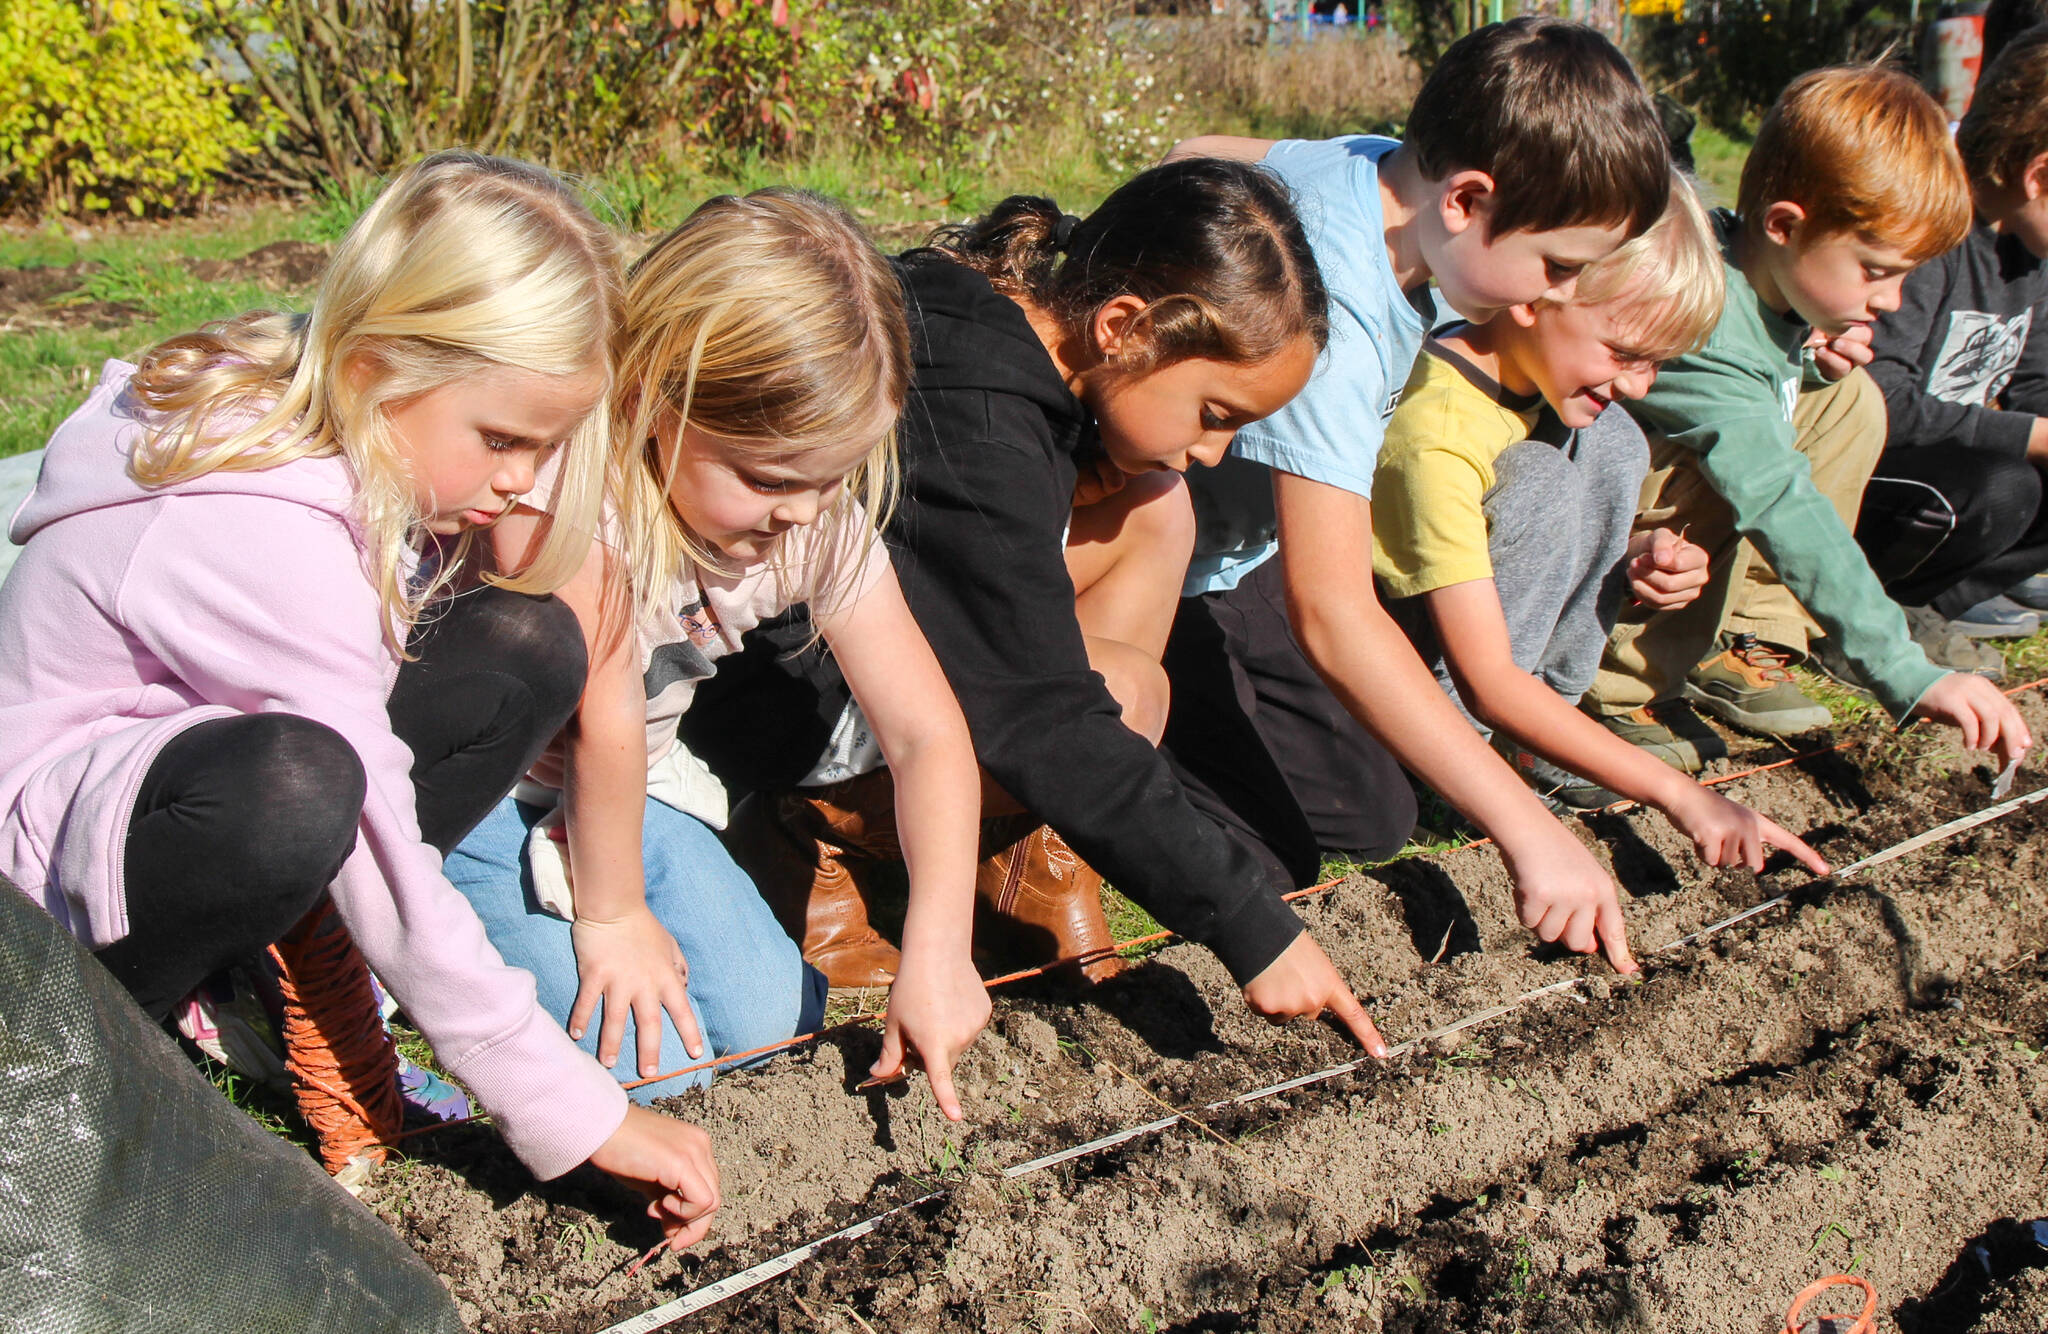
[[2003, 573, 2048, 613], [1492, 737, 1624, 811], [1591, 700, 1728, 773], [1900, 607, 2007, 682], [175, 968, 290, 1091], [1948, 594, 2041, 639], [1683, 633, 1832, 736], [396, 1054, 472, 1128]]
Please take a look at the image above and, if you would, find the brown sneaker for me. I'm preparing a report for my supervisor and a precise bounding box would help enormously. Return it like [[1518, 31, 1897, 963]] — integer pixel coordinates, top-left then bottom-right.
[[1592, 699, 1729, 774], [722, 775, 902, 990], [975, 823, 1124, 983], [1683, 633, 1832, 736]]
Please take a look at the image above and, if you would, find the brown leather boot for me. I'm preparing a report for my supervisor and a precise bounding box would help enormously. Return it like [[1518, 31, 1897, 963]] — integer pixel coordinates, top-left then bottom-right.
[[975, 823, 1124, 983], [722, 786, 901, 989]]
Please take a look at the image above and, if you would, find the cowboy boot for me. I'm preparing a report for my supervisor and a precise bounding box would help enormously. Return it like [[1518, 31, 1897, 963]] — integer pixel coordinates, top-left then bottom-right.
[[975, 823, 1124, 983], [722, 787, 901, 989]]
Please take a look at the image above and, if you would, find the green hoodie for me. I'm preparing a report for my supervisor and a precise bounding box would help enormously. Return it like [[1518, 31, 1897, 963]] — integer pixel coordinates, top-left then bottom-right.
[[1627, 213, 1944, 720]]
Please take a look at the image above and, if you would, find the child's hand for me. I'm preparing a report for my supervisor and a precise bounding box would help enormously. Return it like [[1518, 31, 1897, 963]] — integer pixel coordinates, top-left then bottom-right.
[[569, 907, 705, 1079], [869, 944, 992, 1121], [1240, 931, 1389, 1058], [1661, 784, 1832, 875], [1806, 323, 1875, 381], [1909, 671, 2034, 769], [1497, 824, 1637, 974], [587, 1104, 722, 1252], [1625, 527, 1709, 610], [1072, 455, 1130, 509]]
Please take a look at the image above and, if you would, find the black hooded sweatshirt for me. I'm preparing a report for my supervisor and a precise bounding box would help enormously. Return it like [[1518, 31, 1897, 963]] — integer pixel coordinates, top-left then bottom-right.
[[683, 252, 1304, 983]]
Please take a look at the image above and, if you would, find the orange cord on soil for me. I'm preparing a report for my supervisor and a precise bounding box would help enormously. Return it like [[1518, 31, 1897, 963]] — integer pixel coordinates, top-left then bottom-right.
[[390, 674, 2048, 1147], [1782, 1274, 1877, 1334], [270, 896, 404, 1174]]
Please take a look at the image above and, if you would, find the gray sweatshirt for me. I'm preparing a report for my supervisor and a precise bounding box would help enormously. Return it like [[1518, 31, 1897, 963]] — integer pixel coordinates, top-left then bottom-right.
[[1868, 219, 2048, 459]]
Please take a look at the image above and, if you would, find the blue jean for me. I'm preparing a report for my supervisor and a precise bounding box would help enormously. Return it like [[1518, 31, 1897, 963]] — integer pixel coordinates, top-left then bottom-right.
[[444, 794, 826, 1103]]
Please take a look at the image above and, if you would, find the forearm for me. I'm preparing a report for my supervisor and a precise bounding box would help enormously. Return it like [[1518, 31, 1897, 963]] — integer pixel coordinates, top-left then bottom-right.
[[561, 707, 653, 922], [877, 717, 980, 957], [1464, 667, 1691, 810]]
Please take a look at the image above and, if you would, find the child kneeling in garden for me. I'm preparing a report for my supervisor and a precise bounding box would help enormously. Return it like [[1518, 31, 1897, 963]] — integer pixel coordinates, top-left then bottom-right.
[[1370, 172, 1829, 886]]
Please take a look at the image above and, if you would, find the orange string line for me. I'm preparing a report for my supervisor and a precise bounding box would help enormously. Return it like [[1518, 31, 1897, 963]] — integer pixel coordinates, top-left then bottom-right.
[[271, 896, 405, 1172], [389, 673, 2048, 1146]]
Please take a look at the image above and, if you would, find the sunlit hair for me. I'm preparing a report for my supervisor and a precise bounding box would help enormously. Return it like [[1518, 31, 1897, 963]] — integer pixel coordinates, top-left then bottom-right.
[[1958, 24, 2048, 193], [1407, 17, 1669, 239], [613, 188, 908, 626], [127, 150, 622, 648], [1554, 169, 1724, 363], [1738, 64, 1971, 261], [926, 156, 1329, 373]]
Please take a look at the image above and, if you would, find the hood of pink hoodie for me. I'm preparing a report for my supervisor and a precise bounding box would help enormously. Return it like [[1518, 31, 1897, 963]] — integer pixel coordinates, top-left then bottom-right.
[[9, 360, 358, 546]]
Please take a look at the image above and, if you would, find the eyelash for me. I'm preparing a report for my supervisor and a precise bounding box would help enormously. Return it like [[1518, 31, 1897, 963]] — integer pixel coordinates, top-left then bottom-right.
[[743, 473, 790, 494], [1547, 261, 1582, 283], [1201, 409, 1228, 430]]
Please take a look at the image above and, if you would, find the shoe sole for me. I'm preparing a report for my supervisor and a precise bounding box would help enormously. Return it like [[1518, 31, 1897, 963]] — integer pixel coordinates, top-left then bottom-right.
[[1949, 621, 2039, 640], [1683, 683, 1831, 736]]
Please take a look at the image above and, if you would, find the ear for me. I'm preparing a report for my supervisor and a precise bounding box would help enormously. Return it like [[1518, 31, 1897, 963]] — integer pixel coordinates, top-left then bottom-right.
[[2023, 152, 2048, 203], [1089, 294, 1153, 362], [1504, 301, 1541, 330], [1437, 169, 1498, 239], [341, 349, 379, 396], [1757, 200, 1808, 248]]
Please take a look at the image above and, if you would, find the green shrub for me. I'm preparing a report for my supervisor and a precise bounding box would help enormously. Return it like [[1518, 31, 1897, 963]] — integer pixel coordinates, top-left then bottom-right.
[[0, 0, 269, 215]]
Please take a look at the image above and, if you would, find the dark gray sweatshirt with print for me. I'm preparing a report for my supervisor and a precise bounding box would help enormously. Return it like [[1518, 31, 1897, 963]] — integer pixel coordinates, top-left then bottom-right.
[[1868, 219, 2048, 459]]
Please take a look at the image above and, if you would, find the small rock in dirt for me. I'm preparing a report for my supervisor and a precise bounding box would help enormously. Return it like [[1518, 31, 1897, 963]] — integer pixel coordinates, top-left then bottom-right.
[[1585, 976, 1612, 1002], [955, 1177, 1000, 1215], [1000, 1012, 1061, 1064], [1791, 949, 1824, 972], [1022, 1085, 1041, 1100]]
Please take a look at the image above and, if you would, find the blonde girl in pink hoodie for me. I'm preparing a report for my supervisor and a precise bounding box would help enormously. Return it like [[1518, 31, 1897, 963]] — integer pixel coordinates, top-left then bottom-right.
[[0, 151, 721, 1250]]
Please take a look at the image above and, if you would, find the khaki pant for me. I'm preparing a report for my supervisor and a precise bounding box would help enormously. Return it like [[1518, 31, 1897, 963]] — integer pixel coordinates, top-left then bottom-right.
[[1587, 368, 1887, 716]]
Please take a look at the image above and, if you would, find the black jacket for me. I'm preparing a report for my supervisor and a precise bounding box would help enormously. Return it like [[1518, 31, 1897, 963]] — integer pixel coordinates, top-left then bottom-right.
[[684, 253, 1303, 982]]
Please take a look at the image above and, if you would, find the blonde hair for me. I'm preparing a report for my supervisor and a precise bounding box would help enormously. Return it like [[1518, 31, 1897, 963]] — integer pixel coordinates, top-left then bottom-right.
[[1564, 169, 1724, 363], [1739, 64, 1971, 262], [128, 150, 623, 646], [613, 188, 908, 626]]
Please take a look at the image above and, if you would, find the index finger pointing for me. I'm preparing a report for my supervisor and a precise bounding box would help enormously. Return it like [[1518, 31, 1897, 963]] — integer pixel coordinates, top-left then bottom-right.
[[1327, 984, 1388, 1059]]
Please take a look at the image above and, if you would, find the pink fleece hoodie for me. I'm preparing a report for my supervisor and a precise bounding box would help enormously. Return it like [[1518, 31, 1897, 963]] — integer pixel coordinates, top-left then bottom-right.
[[0, 361, 626, 1178]]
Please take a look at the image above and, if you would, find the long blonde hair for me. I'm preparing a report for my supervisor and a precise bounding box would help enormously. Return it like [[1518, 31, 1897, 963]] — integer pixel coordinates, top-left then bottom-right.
[[613, 188, 908, 625], [128, 150, 624, 645]]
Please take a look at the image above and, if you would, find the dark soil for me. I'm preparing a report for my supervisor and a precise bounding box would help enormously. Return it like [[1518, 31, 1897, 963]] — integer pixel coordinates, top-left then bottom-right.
[[363, 695, 2048, 1333], [186, 239, 329, 288], [0, 239, 327, 330]]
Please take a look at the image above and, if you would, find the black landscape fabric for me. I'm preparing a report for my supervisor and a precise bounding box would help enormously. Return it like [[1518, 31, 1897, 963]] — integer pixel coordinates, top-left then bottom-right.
[[0, 877, 463, 1334]]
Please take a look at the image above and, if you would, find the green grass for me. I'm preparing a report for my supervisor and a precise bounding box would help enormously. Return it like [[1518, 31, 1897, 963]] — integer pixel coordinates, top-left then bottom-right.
[[1688, 122, 1751, 209]]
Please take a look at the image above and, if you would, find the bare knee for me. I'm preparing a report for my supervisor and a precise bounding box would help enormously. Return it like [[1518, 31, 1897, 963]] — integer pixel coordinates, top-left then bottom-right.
[[1089, 639, 1171, 746]]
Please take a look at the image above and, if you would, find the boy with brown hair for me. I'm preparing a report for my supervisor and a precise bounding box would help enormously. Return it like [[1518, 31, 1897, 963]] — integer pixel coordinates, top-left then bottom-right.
[[1165, 18, 1674, 975], [1584, 65, 2032, 771], [1857, 27, 2048, 656]]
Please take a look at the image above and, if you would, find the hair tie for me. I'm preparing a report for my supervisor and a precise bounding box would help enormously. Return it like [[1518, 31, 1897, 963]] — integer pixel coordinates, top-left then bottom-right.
[[1052, 213, 1081, 253]]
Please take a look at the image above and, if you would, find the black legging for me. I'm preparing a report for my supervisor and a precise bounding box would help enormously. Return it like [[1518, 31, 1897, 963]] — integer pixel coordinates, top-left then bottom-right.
[[1857, 447, 2048, 617], [95, 587, 587, 1020]]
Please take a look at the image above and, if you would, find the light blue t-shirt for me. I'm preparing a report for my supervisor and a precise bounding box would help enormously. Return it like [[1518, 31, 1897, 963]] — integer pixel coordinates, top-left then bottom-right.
[[1183, 134, 1432, 594]]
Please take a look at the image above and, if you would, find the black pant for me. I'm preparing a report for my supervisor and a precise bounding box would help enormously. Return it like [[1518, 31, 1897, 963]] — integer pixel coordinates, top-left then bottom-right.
[[1160, 559, 1416, 892], [1857, 446, 2048, 617], [95, 587, 587, 1020]]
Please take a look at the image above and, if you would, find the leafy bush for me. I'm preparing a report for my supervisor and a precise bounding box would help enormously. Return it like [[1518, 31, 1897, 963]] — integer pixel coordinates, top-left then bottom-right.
[[1631, 1, 1910, 135], [0, 0, 269, 214]]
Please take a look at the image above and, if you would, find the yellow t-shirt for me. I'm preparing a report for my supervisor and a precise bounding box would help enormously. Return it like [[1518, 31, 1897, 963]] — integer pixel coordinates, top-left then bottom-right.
[[1370, 344, 1542, 599]]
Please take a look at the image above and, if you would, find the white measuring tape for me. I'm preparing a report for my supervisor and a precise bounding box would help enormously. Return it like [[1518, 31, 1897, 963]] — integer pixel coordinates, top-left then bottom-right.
[[598, 783, 2048, 1333]]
